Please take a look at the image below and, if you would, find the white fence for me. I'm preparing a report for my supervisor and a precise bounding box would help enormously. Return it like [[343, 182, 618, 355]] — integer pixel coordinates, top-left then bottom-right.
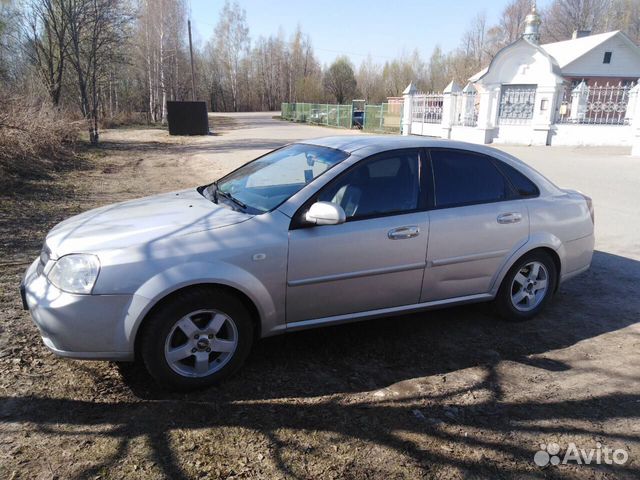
[[452, 89, 478, 127], [556, 82, 633, 125], [402, 79, 640, 148], [411, 93, 443, 124], [411, 89, 478, 127]]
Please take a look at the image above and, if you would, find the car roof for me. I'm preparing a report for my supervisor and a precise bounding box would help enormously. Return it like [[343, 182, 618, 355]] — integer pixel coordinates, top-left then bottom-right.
[[299, 135, 497, 156], [296, 135, 562, 196]]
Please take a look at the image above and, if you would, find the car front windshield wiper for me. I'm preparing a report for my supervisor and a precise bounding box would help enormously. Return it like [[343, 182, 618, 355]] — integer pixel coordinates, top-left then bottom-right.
[[217, 189, 248, 210]]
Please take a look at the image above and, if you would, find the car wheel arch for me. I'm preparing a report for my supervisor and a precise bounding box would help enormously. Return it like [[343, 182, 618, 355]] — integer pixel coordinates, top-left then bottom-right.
[[517, 247, 561, 292], [131, 282, 262, 361], [123, 261, 276, 356], [490, 239, 563, 297]]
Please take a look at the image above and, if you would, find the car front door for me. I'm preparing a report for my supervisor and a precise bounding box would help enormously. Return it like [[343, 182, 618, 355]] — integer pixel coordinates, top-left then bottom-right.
[[286, 149, 429, 324], [421, 148, 531, 302]]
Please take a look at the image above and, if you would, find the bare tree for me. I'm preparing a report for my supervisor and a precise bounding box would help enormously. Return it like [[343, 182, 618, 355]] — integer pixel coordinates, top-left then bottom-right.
[[477, 0, 533, 60], [0, 1, 22, 82], [500, 0, 533, 44], [541, 0, 613, 41], [382, 54, 417, 97], [606, 0, 640, 43], [253, 35, 284, 110], [136, 0, 188, 123], [285, 28, 323, 104], [64, 0, 131, 143], [356, 55, 384, 102], [23, 0, 68, 105], [200, 38, 226, 111], [214, 0, 249, 112], [428, 46, 450, 90], [461, 12, 488, 70]]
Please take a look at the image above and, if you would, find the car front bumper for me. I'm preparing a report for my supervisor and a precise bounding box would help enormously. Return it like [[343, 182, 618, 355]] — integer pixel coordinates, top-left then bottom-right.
[[21, 258, 135, 361]]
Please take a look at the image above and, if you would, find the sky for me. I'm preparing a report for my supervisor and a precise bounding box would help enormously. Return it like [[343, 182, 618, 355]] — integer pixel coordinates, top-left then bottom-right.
[[189, 0, 552, 66]]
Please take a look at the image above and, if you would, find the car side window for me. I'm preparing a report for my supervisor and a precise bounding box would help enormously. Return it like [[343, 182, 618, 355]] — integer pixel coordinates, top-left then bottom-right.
[[317, 150, 420, 220], [495, 161, 540, 197], [430, 149, 510, 208]]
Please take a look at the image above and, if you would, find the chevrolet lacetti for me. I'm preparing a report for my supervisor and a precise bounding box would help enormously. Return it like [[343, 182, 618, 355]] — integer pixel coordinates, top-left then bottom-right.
[[21, 136, 595, 390]]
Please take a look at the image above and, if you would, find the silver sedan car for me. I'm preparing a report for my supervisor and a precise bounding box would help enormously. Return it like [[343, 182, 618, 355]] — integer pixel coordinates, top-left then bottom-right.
[[21, 136, 594, 390]]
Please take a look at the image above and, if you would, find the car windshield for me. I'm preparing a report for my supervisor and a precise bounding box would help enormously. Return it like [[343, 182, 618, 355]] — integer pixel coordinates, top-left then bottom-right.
[[210, 144, 349, 213]]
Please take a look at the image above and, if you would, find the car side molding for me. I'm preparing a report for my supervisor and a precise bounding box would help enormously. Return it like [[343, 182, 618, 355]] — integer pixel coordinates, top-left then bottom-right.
[[276, 293, 494, 333]]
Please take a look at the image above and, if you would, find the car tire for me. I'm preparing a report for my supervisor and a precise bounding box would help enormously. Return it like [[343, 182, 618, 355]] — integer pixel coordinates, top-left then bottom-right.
[[494, 250, 557, 321], [140, 287, 254, 391]]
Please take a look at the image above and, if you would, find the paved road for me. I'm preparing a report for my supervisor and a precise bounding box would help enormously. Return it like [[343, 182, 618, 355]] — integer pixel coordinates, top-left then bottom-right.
[[499, 144, 639, 260]]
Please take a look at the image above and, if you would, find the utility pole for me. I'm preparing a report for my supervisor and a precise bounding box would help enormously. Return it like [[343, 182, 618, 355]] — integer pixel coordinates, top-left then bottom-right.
[[188, 19, 196, 101]]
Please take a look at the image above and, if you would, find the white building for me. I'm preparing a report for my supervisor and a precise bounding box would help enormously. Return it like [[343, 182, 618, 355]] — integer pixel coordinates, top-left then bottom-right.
[[471, 29, 640, 88], [402, 5, 640, 149], [542, 30, 640, 87]]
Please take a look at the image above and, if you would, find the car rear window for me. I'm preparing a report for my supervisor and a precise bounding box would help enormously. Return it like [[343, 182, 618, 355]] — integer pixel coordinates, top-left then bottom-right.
[[431, 149, 510, 208], [496, 161, 540, 197]]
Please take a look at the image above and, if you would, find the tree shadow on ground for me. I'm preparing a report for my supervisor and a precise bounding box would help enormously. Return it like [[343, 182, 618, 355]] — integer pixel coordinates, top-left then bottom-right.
[[2, 390, 638, 479], [3, 250, 640, 478], [0, 167, 96, 261], [0, 151, 93, 196]]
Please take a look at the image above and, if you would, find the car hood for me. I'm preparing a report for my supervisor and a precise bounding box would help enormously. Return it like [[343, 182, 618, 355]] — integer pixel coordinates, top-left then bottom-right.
[[45, 188, 253, 257]]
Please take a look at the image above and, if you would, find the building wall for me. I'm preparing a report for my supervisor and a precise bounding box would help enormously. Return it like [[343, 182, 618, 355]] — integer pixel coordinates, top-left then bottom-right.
[[549, 124, 632, 146], [561, 36, 640, 79], [410, 121, 442, 137], [492, 125, 536, 145], [479, 43, 562, 88], [449, 126, 494, 144]]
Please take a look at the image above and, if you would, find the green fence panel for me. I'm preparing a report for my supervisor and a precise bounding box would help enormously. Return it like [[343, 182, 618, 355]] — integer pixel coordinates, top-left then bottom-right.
[[363, 103, 402, 133], [363, 104, 382, 132], [327, 105, 337, 127], [331, 105, 337, 127], [308, 103, 328, 125], [284, 101, 404, 132], [281, 102, 295, 120], [338, 104, 353, 128], [293, 103, 304, 122]]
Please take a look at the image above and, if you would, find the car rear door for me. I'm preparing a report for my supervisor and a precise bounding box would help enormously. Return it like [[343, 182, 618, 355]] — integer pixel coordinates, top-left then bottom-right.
[[421, 148, 530, 302], [286, 149, 429, 324]]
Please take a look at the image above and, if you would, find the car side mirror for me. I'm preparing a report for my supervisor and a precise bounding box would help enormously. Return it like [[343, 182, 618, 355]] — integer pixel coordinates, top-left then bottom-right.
[[305, 201, 346, 226]]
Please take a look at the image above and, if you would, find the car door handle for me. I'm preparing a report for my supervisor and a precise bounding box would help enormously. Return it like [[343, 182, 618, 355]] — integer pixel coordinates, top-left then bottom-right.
[[388, 226, 420, 240], [497, 212, 522, 224]]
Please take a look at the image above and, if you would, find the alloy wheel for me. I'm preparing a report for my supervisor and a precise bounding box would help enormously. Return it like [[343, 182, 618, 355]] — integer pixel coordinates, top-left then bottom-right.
[[163, 309, 238, 378], [510, 261, 549, 312]]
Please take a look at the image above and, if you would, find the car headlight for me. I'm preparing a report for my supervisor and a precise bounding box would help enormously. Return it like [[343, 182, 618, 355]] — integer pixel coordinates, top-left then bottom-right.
[[47, 254, 100, 294]]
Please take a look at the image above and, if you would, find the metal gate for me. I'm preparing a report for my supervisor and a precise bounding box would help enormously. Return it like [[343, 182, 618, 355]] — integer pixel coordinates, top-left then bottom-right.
[[556, 82, 633, 125], [498, 85, 537, 125]]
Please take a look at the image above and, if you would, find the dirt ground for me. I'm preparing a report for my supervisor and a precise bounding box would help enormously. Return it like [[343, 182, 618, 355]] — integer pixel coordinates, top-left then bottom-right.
[[1, 113, 639, 479]]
